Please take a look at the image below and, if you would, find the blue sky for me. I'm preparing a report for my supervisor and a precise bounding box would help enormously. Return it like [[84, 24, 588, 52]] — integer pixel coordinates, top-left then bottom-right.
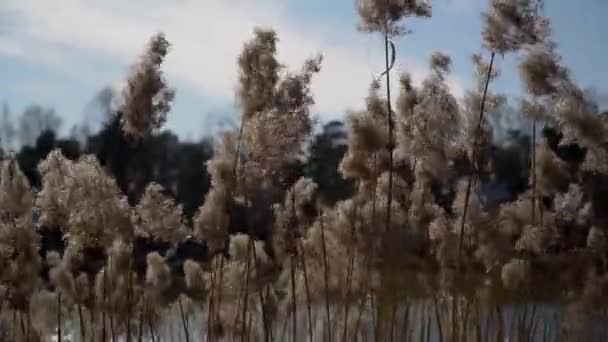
[[1, 0, 607, 140]]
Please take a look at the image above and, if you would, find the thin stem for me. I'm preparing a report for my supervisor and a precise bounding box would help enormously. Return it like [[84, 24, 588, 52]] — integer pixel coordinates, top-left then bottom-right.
[[89, 307, 95, 342], [108, 261, 117, 342], [26, 306, 31, 342], [419, 303, 427, 342], [531, 119, 537, 225], [383, 32, 395, 236], [246, 307, 254, 342], [148, 321, 157, 342], [57, 292, 62, 342], [233, 116, 246, 178], [206, 256, 218, 342], [370, 291, 378, 341], [353, 290, 368, 340], [240, 181, 270, 342], [138, 302, 144, 342], [19, 311, 26, 339], [126, 268, 133, 342], [388, 300, 398, 342], [298, 240, 314, 342], [432, 294, 444, 342], [110, 311, 117, 342], [450, 295, 458, 342], [214, 254, 226, 339], [11, 309, 16, 341], [319, 210, 332, 342], [427, 308, 433, 342], [353, 254, 375, 340], [102, 269, 107, 342], [290, 254, 298, 342], [78, 303, 86, 342], [379, 30, 396, 342], [496, 305, 505, 342], [280, 306, 289, 341], [252, 240, 270, 342], [457, 51, 496, 262], [341, 220, 357, 342], [240, 238, 253, 342], [399, 301, 411, 342], [179, 296, 191, 342], [288, 183, 300, 342]]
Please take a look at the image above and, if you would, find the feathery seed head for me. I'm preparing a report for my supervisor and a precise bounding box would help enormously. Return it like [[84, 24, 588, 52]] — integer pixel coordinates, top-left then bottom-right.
[[429, 51, 452, 79], [501, 258, 531, 290], [237, 27, 281, 120], [482, 0, 546, 54], [356, 0, 432, 36], [120, 33, 174, 138], [136, 182, 187, 245], [183, 259, 208, 295], [146, 252, 171, 293], [519, 45, 564, 96], [0, 158, 33, 222]]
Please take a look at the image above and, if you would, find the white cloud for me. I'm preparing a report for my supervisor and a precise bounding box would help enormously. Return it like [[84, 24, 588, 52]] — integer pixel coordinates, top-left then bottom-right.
[[1, 0, 465, 124]]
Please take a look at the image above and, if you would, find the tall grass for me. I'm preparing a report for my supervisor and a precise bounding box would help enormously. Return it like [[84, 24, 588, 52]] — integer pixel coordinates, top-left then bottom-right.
[[1, 0, 607, 341]]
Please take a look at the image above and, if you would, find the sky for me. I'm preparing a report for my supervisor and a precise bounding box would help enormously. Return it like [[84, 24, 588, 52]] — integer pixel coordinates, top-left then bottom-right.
[[1, 0, 607, 140]]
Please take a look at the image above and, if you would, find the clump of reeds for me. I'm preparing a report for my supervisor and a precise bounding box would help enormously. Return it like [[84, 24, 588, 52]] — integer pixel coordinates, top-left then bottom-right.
[[1, 2, 608, 340]]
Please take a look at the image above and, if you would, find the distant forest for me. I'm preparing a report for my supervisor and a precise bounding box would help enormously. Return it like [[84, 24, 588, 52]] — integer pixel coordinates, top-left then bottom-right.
[[0, 96, 534, 232]]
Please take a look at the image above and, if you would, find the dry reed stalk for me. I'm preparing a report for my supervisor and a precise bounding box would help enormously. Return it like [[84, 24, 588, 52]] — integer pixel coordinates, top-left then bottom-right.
[[457, 51, 496, 263], [461, 298, 473, 342], [280, 307, 289, 341], [251, 238, 270, 342], [290, 254, 298, 342], [483, 307, 491, 342], [495, 305, 505, 342], [89, 308, 96, 342], [319, 210, 332, 342], [239, 185, 270, 342], [77, 303, 86, 341], [531, 120, 537, 225], [383, 33, 395, 237], [379, 29, 396, 341], [432, 294, 444, 342], [126, 265, 133, 342], [388, 300, 398, 342], [26, 308, 32, 341], [265, 286, 274, 341], [418, 302, 426, 342], [353, 258, 375, 340], [110, 310, 117, 342], [246, 306, 254, 342], [450, 295, 458, 342], [178, 296, 191, 342], [238, 238, 253, 342], [297, 239, 314, 342], [102, 268, 107, 342], [352, 291, 367, 340], [214, 254, 226, 340], [19, 311, 25, 339], [370, 291, 378, 340], [148, 313, 157, 342], [11, 309, 17, 342], [108, 260, 117, 342], [138, 303, 144, 342], [399, 301, 411, 342], [341, 207, 358, 342], [206, 256, 218, 342], [426, 305, 432, 342], [57, 292, 62, 342]]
